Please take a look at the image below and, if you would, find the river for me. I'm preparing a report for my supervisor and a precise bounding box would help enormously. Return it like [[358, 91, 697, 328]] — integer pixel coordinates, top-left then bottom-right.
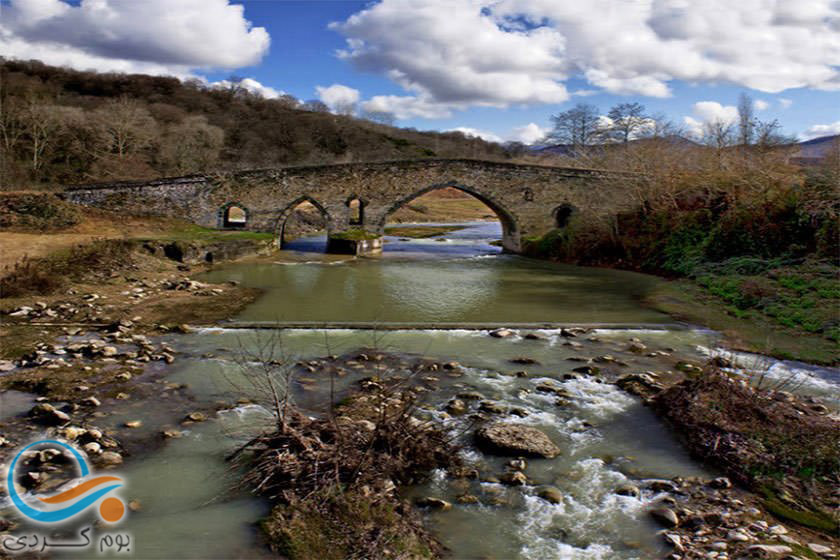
[[105, 222, 837, 559]]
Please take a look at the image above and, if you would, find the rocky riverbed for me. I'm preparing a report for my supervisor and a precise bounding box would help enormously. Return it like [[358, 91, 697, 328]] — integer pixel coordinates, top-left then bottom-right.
[[1, 231, 837, 559]]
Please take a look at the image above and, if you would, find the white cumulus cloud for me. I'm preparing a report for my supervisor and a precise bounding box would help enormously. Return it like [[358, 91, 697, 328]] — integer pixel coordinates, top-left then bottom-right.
[[683, 101, 739, 137], [0, 0, 270, 76], [802, 121, 840, 140], [754, 99, 770, 111], [511, 123, 548, 144], [779, 98, 794, 109], [316, 84, 361, 112], [330, 0, 840, 116]]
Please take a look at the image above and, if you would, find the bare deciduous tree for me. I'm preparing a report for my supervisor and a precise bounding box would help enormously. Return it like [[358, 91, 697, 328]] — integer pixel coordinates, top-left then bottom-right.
[[606, 102, 648, 143], [737, 92, 755, 146], [94, 96, 156, 159], [548, 103, 605, 150]]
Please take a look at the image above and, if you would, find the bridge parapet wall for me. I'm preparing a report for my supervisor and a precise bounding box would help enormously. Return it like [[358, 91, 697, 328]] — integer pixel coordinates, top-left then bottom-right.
[[61, 159, 637, 254]]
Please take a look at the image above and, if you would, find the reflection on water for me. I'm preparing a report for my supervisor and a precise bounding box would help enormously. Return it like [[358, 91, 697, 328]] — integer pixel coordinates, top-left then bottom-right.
[[200, 222, 669, 325]]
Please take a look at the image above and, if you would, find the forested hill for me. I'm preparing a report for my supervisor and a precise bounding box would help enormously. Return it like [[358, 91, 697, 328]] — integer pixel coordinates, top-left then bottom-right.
[[0, 59, 509, 189]]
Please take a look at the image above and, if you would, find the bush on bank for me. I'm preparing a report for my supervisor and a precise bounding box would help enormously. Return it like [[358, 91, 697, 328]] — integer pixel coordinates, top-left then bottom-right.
[[524, 160, 840, 347]]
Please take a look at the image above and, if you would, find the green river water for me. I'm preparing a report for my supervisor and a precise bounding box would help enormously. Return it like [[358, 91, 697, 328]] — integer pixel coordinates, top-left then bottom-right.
[[41, 222, 839, 559]]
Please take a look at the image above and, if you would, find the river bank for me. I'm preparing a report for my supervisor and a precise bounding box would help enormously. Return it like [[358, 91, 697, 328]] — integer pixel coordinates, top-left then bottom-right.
[[1, 220, 837, 559]]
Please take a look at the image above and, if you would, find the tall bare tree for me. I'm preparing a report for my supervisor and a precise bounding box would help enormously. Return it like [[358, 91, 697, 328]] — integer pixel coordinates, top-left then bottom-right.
[[94, 97, 156, 159], [548, 103, 605, 150], [607, 102, 648, 143], [737, 92, 755, 146]]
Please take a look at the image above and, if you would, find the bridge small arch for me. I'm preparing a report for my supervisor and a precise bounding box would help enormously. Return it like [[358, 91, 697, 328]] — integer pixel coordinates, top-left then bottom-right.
[[552, 203, 577, 228], [375, 182, 520, 251], [346, 195, 365, 226], [274, 196, 331, 249], [219, 202, 249, 229]]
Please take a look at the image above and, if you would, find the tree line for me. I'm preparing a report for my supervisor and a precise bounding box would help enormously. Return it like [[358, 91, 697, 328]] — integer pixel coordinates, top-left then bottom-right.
[[544, 95, 793, 151], [0, 59, 508, 188]]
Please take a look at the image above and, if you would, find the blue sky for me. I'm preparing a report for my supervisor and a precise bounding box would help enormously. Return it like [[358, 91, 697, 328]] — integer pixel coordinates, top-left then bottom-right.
[[2, 0, 838, 142]]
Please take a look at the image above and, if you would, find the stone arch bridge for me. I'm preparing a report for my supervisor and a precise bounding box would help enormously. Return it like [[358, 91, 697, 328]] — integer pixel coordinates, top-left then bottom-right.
[[62, 159, 636, 254]]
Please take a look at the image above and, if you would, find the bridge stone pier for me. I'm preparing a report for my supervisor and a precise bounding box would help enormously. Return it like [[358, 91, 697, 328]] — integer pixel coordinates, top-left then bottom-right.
[[61, 159, 634, 255]]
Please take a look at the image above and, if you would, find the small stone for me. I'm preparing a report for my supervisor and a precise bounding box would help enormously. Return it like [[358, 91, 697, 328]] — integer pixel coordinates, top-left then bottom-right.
[[709, 476, 732, 489], [81, 396, 101, 407], [128, 500, 142, 512], [162, 429, 183, 439], [184, 411, 206, 422], [455, 494, 479, 504], [524, 332, 548, 341], [650, 507, 680, 528], [500, 471, 527, 486], [507, 458, 527, 471], [489, 329, 514, 338], [124, 421, 142, 428], [478, 401, 507, 414], [82, 442, 102, 455], [415, 497, 451, 511], [98, 451, 123, 466], [537, 486, 563, 504], [510, 357, 539, 365], [745, 544, 791, 556], [808, 543, 832, 555], [615, 484, 640, 498], [726, 530, 751, 543], [28, 403, 70, 426], [115, 372, 132, 381], [627, 342, 647, 353], [767, 524, 788, 535], [101, 346, 118, 357], [446, 399, 468, 415]]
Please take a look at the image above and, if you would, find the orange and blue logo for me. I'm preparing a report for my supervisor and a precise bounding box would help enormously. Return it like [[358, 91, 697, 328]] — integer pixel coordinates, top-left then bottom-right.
[[7, 440, 126, 524]]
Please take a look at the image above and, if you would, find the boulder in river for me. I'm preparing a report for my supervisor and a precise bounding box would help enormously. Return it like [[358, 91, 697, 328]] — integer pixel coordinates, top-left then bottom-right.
[[28, 404, 70, 426], [650, 506, 680, 528], [537, 486, 563, 504], [489, 329, 515, 338], [475, 423, 561, 458], [415, 497, 452, 511]]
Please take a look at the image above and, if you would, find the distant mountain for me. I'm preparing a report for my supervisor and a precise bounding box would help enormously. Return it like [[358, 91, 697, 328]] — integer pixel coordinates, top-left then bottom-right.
[[791, 134, 839, 164]]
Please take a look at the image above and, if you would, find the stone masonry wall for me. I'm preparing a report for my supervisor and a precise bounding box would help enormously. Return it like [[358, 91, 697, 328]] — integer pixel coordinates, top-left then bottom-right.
[[61, 159, 637, 253]]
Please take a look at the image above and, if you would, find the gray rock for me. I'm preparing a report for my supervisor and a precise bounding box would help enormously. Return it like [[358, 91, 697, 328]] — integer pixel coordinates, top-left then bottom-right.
[[615, 484, 640, 498], [649, 507, 679, 528], [500, 471, 528, 486], [808, 543, 833, 555], [415, 497, 451, 511], [98, 451, 123, 466], [537, 486, 563, 504], [446, 399, 468, 415], [709, 476, 732, 489], [475, 423, 561, 458], [745, 544, 792, 556], [489, 329, 515, 338], [28, 404, 70, 426]]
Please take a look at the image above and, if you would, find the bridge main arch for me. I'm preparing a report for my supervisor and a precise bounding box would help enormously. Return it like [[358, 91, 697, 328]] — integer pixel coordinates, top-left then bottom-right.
[[371, 182, 522, 253], [274, 195, 331, 248]]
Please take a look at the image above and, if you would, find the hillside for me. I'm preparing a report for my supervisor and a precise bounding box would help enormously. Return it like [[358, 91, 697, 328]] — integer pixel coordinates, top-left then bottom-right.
[[790, 134, 840, 165], [0, 59, 509, 189]]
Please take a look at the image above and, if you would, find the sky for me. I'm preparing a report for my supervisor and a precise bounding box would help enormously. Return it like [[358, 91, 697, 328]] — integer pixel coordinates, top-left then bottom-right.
[[1, 0, 838, 143]]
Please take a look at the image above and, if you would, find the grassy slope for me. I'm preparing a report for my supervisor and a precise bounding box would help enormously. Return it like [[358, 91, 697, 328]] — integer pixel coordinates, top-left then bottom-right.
[[650, 279, 838, 365]]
